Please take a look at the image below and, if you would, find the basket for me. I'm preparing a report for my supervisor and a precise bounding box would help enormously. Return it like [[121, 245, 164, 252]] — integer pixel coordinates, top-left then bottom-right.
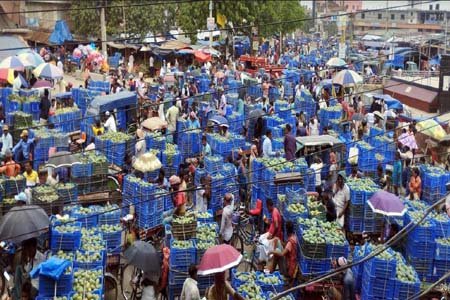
[[169, 239, 196, 267], [38, 265, 74, 296], [74, 249, 106, 270], [300, 231, 327, 259], [255, 271, 284, 293], [231, 269, 256, 289], [300, 249, 332, 276], [171, 216, 197, 240], [50, 222, 82, 251]]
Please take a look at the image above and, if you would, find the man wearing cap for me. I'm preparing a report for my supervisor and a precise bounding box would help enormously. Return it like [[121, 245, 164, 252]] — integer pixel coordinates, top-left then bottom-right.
[[104, 111, 117, 133], [1, 125, 13, 157], [14, 192, 28, 206], [12, 130, 37, 162], [332, 171, 350, 229], [333, 257, 356, 300], [163, 175, 187, 225]]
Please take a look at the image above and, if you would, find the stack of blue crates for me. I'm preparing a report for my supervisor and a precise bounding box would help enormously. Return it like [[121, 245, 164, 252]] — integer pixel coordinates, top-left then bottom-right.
[[361, 252, 397, 300], [419, 164, 450, 204], [169, 239, 196, 299], [49, 109, 82, 133], [72, 88, 102, 115], [136, 187, 164, 230], [22, 100, 40, 121], [88, 80, 111, 94], [227, 112, 244, 134], [404, 211, 436, 281], [178, 130, 201, 159]]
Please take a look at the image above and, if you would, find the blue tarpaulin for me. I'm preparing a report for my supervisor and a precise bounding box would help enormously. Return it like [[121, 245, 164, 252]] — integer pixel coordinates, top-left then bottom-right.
[[49, 20, 73, 45], [87, 91, 137, 115], [30, 257, 71, 280]]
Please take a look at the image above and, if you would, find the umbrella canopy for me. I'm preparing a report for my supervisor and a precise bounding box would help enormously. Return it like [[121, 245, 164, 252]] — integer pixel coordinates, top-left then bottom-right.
[[332, 70, 363, 87], [194, 50, 211, 63], [326, 57, 346, 68], [33, 63, 63, 80], [198, 244, 242, 275], [0, 68, 14, 83], [17, 52, 44, 68], [33, 80, 52, 89], [0, 205, 49, 243], [46, 151, 81, 168], [209, 115, 229, 127], [141, 117, 168, 131], [15, 73, 29, 88], [374, 111, 384, 120], [368, 190, 407, 217], [124, 240, 161, 275], [0, 56, 25, 71]]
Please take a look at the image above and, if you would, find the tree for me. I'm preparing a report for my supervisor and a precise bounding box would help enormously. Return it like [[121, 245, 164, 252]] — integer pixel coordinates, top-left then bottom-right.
[[70, 0, 176, 39], [176, 0, 307, 43]]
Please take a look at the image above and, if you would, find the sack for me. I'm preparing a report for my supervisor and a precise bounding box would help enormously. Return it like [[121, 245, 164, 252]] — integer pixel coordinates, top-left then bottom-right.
[[348, 146, 359, 165]]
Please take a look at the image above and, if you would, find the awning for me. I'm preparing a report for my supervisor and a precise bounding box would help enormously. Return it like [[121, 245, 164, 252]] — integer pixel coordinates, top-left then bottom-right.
[[296, 135, 343, 147], [107, 42, 140, 50], [383, 79, 438, 113], [0, 35, 28, 62], [25, 30, 52, 45]]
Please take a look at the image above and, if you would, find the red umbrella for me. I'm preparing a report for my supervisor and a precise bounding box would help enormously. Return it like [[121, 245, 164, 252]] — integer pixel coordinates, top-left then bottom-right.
[[197, 244, 242, 275], [194, 50, 211, 63]]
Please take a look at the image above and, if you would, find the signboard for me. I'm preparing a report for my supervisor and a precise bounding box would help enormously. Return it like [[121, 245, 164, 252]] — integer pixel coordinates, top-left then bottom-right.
[[207, 17, 215, 30], [339, 43, 347, 59]]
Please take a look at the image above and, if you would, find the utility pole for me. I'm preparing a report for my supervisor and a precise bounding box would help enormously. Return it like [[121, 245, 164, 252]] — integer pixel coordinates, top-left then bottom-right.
[[100, 0, 107, 58], [122, 0, 126, 39], [445, 12, 448, 54], [385, 0, 389, 35]]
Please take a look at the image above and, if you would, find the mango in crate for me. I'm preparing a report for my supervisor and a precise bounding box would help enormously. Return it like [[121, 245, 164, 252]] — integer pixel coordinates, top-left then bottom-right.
[[238, 282, 262, 298], [302, 228, 325, 244], [54, 224, 79, 233], [197, 211, 212, 219], [257, 273, 281, 284], [408, 211, 432, 227], [173, 215, 195, 225], [287, 203, 306, 214], [172, 240, 193, 249], [100, 224, 121, 233], [75, 250, 102, 263], [73, 268, 102, 294], [436, 237, 450, 246], [235, 271, 256, 282]]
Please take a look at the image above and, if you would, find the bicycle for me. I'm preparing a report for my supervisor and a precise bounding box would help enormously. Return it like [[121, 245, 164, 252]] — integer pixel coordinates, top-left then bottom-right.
[[230, 210, 259, 254], [237, 236, 261, 272]]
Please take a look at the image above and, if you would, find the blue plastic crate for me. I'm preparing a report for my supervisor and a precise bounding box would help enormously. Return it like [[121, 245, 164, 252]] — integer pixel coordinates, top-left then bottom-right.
[[72, 162, 93, 178], [256, 271, 284, 293], [98, 205, 121, 226], [326, 241, 350, 259], [300, 252, 332, 276], [101, 228, 122, 250], [38, 265, 74, 296], [363, 255, 396, 279], [36, 292, 74, 300], [50, 222, 82, 251], [362, 272, 395, 300], [394, 278, 421, 300], [348, 217, 364, 233], [74, 249, 106, 270], [72, 211, 98, 228], [404, 213, 436, 242], [198, 209, 214, 223], [433, 258, 450, 283], [169, 267, 189, 286], [406, 238, 436, 260], [436, 240, 450, 260], [169, 239, 196, 267]]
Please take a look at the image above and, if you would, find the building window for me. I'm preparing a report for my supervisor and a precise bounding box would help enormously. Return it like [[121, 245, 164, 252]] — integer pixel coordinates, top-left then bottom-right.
[[401, 14, 405, 20], [411, 12, 414, 16], [378, 13, 382, 19], [436, 4, 440, 10], [391, 14, 395, 20], [361, 13, 365, 19]]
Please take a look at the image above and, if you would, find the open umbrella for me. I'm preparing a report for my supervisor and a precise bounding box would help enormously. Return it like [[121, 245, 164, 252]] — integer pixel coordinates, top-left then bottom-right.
[[124, 241, 161, 275], [141, 117, 168, 131], [0, 205, 49, 243], [326, 57, 346, 68], [0, 68, 14, 83], [17, 52, 44, 68], [33, 79, 52, 89], [46, 151, 81, 169], [332, 69, 363, 87], [0, 56, 25, 71], [209, 115, 229, 127], [368, 190, 407, 217], [33, 63, 63, 80], [198, 244, 242, 275]]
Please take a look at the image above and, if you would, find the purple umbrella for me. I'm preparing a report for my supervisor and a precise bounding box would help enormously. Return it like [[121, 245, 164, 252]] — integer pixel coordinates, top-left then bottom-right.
[[32, 79, 52, 89], [368, 190, 407, 217]]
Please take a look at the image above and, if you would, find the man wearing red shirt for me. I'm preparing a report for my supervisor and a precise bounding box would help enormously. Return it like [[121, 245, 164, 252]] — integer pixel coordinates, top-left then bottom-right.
[[266, 199, 283, 241]]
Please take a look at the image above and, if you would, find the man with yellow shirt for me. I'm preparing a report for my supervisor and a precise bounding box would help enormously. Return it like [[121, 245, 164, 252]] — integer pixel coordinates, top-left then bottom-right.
[[23, 161, 39, 187]]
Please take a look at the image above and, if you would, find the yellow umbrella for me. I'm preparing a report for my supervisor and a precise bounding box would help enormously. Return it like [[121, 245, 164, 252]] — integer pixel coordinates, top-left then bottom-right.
[[0, 69, 14, 84]]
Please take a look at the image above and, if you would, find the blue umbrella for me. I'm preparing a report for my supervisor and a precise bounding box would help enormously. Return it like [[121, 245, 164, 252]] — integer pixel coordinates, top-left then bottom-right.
[[209, 115, 229, 127], [17, 73, 29, 88]]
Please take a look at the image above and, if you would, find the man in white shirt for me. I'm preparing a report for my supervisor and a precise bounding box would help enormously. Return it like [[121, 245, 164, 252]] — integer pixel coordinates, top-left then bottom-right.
[[310, 156, 323, 192], [220, 194, 234, 244], [12, 71, 22, 93], [365, 65, 373, 76], [57, 58, 64, 74], [218, 89, 227, 116], [263, 130, 277, 157], [165, 100, 180, 133], [180, 265, 200, 300], [128, 52, 135, 73], [104, 111, 117, 132], [1, 125, 13, 157]]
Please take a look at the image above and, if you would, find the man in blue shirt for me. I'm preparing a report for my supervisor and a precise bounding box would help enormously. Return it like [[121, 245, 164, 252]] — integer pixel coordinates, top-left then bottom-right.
[[201, 135, 211, 157], [187, 112, 200, 129], [13, 130, 37, 163]]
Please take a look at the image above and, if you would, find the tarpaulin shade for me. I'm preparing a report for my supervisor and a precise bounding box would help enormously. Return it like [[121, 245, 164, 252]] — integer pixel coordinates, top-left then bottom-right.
[[49, 20, 73, 45]]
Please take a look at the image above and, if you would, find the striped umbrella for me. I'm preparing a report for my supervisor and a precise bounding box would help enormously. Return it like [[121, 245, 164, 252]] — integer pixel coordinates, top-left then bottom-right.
[[332, 69, 363, 87], [0, 69, 14, 83], [326, 57, 347, 68], [0, 56, 25, 71], [17, 52, 44, 68], [33, 63, 63, 80]]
